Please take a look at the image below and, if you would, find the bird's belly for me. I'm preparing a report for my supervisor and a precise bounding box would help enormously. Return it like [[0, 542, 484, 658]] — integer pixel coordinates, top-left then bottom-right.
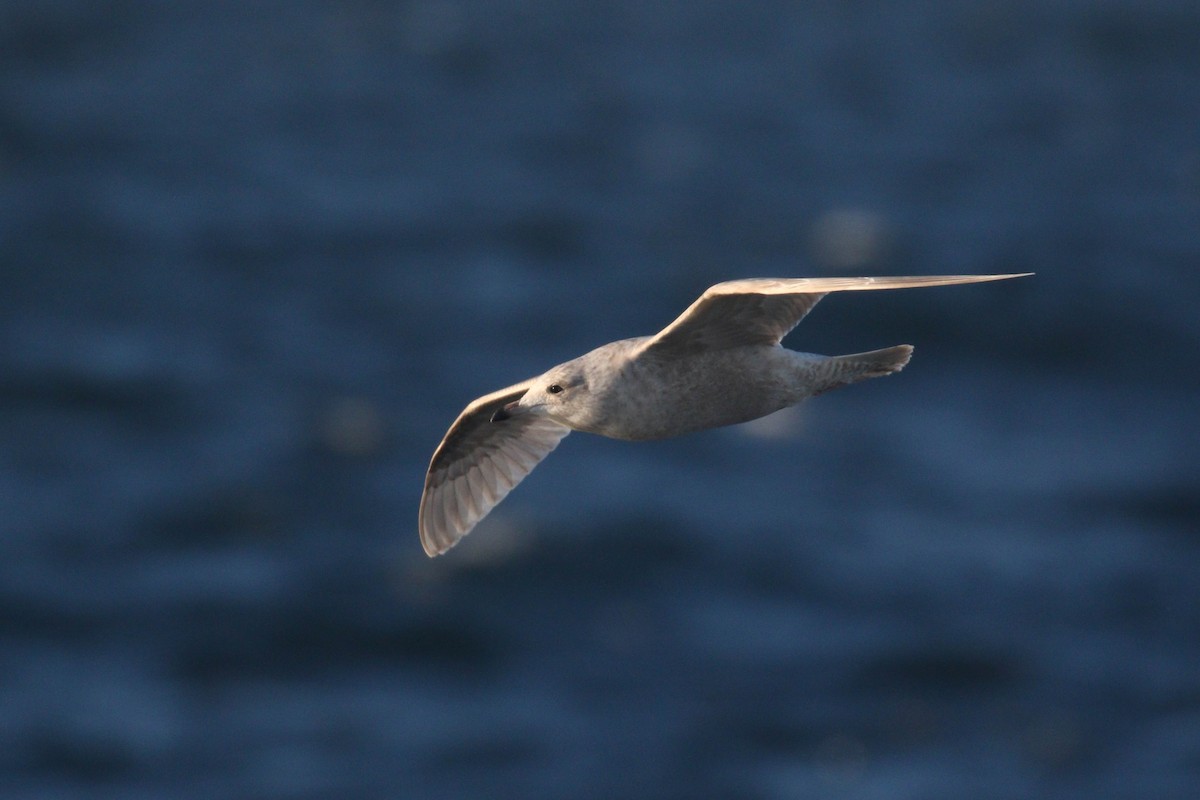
[[585, 347, 808, 440]]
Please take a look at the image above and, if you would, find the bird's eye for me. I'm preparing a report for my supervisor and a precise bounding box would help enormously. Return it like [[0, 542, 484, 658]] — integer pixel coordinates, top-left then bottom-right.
[[547, 384, 563, 394]]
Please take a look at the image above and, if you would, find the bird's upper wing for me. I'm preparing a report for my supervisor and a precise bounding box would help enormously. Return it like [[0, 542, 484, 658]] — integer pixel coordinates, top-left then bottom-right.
[[419, 380, 570, 556], [638, 274, 1032, 357]]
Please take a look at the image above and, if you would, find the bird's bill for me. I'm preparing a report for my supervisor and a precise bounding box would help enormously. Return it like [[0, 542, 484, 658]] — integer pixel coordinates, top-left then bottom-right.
[[491, 399, 525, 422]]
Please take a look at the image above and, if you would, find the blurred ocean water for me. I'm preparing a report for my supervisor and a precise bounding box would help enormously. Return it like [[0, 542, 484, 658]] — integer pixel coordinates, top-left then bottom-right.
[[1, 1, 1198, 798]]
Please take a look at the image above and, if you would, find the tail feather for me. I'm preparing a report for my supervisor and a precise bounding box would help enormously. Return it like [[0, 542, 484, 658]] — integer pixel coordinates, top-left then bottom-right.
[[812, 344, 913, 396]]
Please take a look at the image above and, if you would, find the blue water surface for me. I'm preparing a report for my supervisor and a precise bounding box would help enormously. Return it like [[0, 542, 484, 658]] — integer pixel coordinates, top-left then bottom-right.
[[2, 2, 1199, 798]]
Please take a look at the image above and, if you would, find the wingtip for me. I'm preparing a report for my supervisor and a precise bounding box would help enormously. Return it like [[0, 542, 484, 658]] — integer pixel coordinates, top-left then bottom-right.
[[892, 272, 1034, 287], [418, 525, 441, 557], [420, 528, 457, 558], [927, 272, 1033, 282], [418, 500, 457, 557], [419, 509, 469, 557]]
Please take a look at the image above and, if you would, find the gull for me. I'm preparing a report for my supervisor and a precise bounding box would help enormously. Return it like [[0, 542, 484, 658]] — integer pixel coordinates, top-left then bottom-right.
[[419, 273, 1030, 556]]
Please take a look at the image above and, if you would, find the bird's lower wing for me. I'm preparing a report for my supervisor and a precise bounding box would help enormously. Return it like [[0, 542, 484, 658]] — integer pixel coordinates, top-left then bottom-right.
[[639, 273, 1032, 356], [419, 380, 571, 556]]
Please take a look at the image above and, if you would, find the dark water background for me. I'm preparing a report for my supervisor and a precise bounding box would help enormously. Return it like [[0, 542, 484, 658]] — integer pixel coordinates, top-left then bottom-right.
[[3, 2, 1199, 798]]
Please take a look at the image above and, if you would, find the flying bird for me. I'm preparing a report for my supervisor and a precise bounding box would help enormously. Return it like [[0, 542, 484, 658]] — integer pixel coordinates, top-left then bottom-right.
[[419, 273, 1031, 556]]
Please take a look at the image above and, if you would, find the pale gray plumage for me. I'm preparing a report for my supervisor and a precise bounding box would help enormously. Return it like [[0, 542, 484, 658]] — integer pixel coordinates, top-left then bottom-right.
[[419, 273, 1031, 556]]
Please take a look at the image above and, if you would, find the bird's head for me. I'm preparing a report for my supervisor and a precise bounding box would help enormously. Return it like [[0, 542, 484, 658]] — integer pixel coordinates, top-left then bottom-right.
[[492, 364, 588, 425]]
